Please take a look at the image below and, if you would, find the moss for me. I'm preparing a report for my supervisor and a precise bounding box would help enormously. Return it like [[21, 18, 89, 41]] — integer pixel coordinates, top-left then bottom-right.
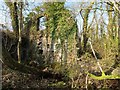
[[48, 81, 66, 88], [88, 72, 120, 80]]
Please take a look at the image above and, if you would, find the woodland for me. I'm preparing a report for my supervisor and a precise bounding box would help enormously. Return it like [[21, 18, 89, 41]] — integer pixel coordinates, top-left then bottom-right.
[[1, 0, 120, 89]]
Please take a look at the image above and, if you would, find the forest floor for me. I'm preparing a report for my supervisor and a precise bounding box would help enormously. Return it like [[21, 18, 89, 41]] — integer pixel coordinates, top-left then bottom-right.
[[2, 65, 70, 89], [2, 64, 120, 90]]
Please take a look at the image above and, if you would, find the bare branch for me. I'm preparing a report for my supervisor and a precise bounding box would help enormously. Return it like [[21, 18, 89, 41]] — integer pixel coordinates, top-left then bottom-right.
[[79, 9, 84, 20], [88, 38, 105, 75]]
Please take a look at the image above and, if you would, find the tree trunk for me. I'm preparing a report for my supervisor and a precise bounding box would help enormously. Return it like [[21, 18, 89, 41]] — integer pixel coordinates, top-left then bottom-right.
[[112, 5, 119, 40], [107, 5, 113, 39], [83, 2, 94, 52], [100, 21, 104, 38], [13, 2, 19, 36], [96, 23, 99, 39], [118, 3, 120, 61], [17, 2, 23, 63], [76, 27, 83, 59], [5, 2, 19, 36], [36, 18, 40, 31]]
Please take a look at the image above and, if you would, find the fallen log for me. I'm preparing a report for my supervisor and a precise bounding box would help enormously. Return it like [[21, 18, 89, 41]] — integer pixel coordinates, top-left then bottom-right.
[[2, 46, 68, 81]]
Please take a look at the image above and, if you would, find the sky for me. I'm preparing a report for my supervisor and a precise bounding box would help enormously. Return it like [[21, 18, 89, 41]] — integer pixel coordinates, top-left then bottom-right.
[[0, 0, 109, 32], [0, 0, 42, 30], [65, 1, 109, 34], [0, 0, 10, 29]]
